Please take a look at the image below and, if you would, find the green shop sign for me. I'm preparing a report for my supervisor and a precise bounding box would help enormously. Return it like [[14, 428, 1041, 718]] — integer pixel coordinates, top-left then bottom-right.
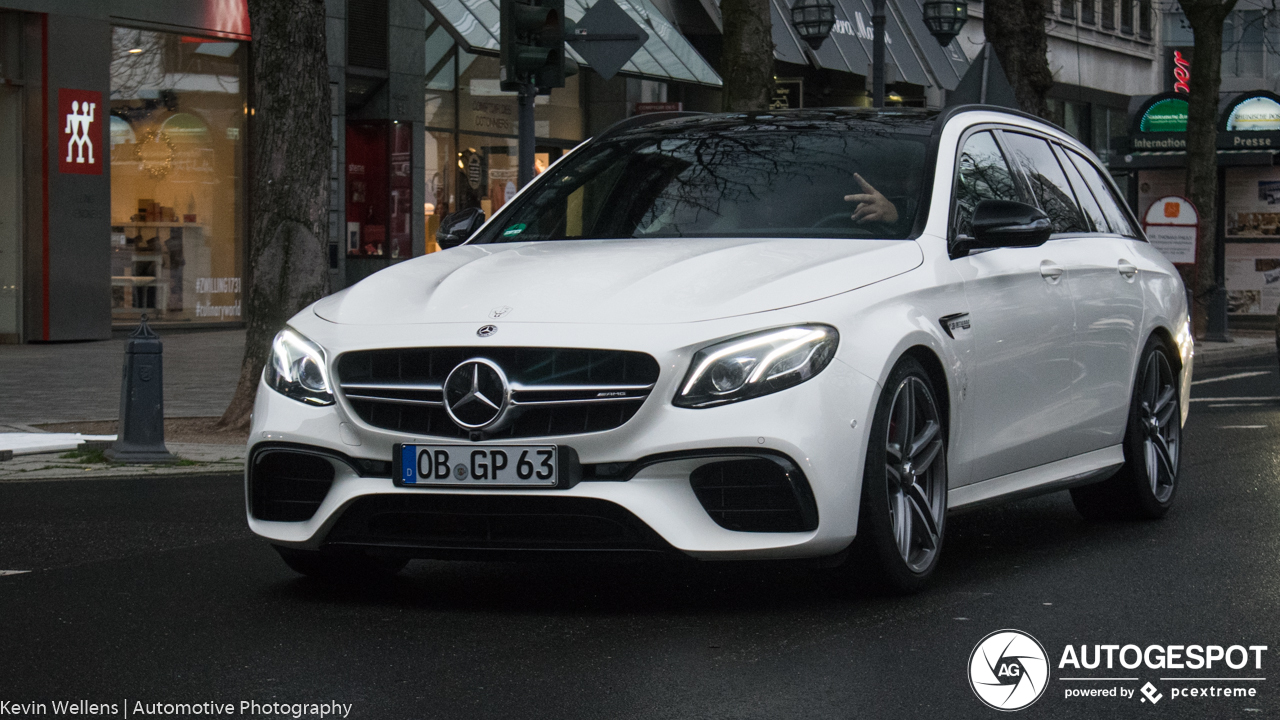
[[1139, 98, 1189, 132]]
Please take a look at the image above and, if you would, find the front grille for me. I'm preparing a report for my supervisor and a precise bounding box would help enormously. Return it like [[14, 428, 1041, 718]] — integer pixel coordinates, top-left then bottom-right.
[[249, 450, 336, 522], [324, 494, 670, 553], [690, 458, 819, 532], [336, 347, 660, 439]]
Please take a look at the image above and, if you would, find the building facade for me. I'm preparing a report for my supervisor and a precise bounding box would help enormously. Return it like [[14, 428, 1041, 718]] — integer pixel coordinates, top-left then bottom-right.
[[0, 0, 723, 343], [0, 0, 251, 343]]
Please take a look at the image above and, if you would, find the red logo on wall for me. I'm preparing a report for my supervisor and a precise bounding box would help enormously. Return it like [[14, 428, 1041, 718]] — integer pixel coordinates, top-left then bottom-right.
[[58, 89, 103, 175]]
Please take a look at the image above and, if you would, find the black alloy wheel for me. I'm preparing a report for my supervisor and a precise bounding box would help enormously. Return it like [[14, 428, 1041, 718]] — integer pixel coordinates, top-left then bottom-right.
[[1071, 336, 1181, 520]]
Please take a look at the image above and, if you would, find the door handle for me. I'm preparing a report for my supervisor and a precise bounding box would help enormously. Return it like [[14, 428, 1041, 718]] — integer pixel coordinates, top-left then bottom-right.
[[1040, 261, 1064, 281], [1118, 260, 1138, 280]]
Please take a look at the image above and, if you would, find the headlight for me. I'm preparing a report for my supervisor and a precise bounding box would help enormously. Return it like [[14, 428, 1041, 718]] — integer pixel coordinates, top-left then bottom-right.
[[674, 325, 839, 408], [264, 329, 334, 406]]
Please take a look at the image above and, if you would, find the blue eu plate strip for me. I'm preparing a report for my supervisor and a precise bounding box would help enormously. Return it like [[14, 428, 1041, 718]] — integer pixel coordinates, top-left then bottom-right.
[[401, 445, 417, 483]]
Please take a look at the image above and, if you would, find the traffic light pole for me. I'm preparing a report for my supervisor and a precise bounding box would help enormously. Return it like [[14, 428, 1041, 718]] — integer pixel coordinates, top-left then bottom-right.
[[871, 0, 885, 108], [517, 83, 537, 189]]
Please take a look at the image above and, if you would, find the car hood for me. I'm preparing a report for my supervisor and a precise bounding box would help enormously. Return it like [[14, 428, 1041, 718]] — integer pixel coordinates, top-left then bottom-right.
[[313, 237, 923, 325]]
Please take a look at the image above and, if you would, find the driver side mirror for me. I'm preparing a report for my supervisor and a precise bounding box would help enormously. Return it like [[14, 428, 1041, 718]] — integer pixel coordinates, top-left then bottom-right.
[[954, 200, 1052, 257], [436, 207, 486, 249]]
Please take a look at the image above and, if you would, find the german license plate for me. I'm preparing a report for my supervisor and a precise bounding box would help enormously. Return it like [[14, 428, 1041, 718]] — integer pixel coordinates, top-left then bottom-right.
[[395, 444, 558, 487]]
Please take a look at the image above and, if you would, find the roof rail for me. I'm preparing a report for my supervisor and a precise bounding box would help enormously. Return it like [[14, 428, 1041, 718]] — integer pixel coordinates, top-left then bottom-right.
[[938, 104, 1069, 135], [594, 111, 707, 141]]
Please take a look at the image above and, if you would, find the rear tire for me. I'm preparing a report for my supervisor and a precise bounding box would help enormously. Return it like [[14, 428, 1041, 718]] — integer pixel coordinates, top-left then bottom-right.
[[274, 546, 408, 583], [852, 356, 948, 594], [1070, 336, 1181, 520]]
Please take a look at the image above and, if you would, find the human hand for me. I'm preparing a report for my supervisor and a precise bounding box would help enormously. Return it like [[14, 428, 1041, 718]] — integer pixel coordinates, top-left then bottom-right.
[[845, 173, 899, 224]]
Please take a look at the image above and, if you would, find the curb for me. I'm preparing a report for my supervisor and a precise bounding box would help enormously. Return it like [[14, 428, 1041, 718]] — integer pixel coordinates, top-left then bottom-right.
[[1195, 341, 1275, 369]]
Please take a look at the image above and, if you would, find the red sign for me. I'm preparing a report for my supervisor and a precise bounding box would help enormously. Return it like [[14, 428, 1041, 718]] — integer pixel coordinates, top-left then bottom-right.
[[1173, 51, 1191, 94], [634, 102, 683, 114], [58, 89, 103, 175]]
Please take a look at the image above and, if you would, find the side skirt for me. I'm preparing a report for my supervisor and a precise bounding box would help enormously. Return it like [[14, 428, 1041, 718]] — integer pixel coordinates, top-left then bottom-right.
[[947, 445, 1124, 513]]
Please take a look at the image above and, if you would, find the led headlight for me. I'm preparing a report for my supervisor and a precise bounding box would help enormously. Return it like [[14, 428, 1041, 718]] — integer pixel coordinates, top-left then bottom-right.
[[674, 325, 839, 408], [264, 329, 334, 406]]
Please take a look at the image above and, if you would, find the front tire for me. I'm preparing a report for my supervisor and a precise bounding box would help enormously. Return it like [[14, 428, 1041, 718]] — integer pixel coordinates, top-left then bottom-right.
[[854, 356, 948, 593], [1070, 336, 1181, 520]]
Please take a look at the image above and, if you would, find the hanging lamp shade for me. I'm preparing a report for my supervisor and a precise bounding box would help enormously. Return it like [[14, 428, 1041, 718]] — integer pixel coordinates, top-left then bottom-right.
[[790, 0, 837, 51], [922, 0, 969, 46]]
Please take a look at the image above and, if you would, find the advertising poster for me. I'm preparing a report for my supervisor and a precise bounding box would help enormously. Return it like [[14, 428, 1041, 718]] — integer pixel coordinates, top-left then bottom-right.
[[1224, 166, 1280, 314]]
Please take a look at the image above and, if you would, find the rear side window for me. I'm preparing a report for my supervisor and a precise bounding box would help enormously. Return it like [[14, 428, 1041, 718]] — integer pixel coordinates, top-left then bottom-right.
[[1001, 132, 1089, 234], [1065, 149, 1139, 238], [1055, 144, 1109, 233], [953, 131, 1021, 238]]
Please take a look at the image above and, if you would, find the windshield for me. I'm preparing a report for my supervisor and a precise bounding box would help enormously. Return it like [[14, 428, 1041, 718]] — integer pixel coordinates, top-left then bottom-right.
[[472, 112, 935, 244]]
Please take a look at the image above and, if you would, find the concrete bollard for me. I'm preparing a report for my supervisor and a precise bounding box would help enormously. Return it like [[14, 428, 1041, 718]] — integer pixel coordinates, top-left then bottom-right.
[[105, 316, 177, 463]]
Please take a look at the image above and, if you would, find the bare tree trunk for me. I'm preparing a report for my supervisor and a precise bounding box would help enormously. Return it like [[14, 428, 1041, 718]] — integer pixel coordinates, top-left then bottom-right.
[[720, 0, 775, 112], [217, 0, 332, 431], [983, 0, 1054, 117], [1178, 0, 1236, 337]]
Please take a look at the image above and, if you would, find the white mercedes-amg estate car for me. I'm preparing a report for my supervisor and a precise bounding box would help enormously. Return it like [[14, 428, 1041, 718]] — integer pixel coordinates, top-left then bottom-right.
[[250, 106, 1191, 591]]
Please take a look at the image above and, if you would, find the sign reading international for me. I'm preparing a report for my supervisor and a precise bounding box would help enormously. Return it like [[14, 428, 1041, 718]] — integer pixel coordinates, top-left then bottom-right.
[[58, 88, 103, 175], [1130, 93, 1189, 151]]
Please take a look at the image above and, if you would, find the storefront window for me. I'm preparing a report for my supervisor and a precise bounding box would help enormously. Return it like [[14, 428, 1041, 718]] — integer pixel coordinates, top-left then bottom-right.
[[108, 27, 246, 325], [425, 40, 583, 250], [458, 55, 581, 141], [346, 120, 415, 260], [424, 130, 455, 250]]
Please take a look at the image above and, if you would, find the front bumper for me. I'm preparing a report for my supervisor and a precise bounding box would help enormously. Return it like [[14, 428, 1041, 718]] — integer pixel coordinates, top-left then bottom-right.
[[247, 323, 881, 561]]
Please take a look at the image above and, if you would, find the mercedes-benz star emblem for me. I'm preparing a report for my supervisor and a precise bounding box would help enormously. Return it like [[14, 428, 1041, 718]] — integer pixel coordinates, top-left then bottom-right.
[[477, 324, 497, 337], [443, 358, 510, 429]]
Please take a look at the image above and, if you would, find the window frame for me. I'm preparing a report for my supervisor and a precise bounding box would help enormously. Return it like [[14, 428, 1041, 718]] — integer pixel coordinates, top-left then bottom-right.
[[946, 124, 1035, 250], [999, 129, 1093, 237], [1061, 145, 1144, 240], [947, 121, 1147, 251]]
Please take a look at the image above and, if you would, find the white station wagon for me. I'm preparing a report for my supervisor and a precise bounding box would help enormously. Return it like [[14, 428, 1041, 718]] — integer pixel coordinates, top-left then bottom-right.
[[250, 107, 1191, 591]]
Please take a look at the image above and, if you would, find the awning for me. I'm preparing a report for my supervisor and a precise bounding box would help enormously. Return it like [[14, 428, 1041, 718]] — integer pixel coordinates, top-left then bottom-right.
[[842, 0, 928, 86], [766, 0, 968, 91], [421, 0, 723, 87], [1113, 149, 1280, 170], [894, 0, 970, 90]]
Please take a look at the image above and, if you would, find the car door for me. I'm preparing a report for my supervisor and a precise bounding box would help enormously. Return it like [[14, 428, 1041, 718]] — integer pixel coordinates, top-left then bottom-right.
[[948, 128, 1079, 485], [1000, 132, 1145, 459]]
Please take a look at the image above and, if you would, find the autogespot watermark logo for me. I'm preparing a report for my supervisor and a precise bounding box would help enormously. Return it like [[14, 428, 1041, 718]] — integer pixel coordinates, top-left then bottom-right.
[[968, 629, 1051, 711]]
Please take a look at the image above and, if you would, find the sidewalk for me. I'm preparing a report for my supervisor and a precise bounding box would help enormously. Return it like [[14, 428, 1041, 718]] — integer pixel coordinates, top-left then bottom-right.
[[0, 329, 249, 480], [1194, 332, 1276, 367]]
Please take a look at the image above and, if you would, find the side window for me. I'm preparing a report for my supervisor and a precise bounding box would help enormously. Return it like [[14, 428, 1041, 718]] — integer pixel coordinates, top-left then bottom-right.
[[953, 131, 1020, 238], [1001, 132, 1089, 234], [1066, 149, 1139, 238], [1055, 144, 1109, 233]]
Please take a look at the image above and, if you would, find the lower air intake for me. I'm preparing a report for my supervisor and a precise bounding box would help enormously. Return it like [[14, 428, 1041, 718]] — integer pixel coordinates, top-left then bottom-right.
[[249, 450, 336, 522], [324, 494, 670, 553], [690, 457, 818, 532]]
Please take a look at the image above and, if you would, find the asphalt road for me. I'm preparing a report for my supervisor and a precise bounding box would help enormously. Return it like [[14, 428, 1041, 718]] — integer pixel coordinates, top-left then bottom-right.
[[2, 351, 1279, 719]]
